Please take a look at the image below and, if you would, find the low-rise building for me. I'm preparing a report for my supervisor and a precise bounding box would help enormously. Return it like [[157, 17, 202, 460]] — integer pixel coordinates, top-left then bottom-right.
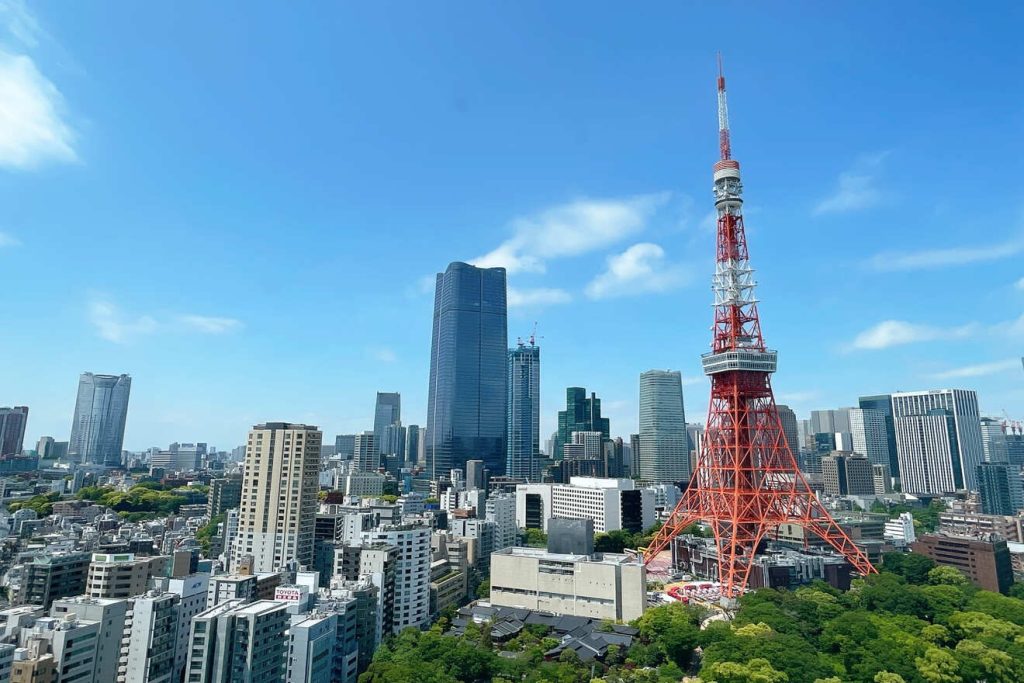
[[490, 547, 645, 622], [911, 533, 1014, 594]]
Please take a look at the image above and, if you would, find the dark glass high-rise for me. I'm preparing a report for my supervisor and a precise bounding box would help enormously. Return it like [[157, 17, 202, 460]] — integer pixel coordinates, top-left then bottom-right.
[[69, 372, 131, 467], [426, 262, 508, 478]]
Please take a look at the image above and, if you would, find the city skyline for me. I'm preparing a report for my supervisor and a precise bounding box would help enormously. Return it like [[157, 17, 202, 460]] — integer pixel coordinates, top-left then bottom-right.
[[3, 3, 1023, 449]]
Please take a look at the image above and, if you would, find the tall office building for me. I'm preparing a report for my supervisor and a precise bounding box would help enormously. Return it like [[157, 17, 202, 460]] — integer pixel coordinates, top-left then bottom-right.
[[809, 408, 851, 435], [859, 394, 900, 477], [373, 392, 401, 455], [404, 425, 422, 467], [821, 452, 874, 496], [0, 407, 28, 457], [980, 417, 1009, 463], [638, 370, 689, 483], [426, 262, 507, 479], [892, 389, 984, 492], [69, 372, 132, 466], [848, 408, 890, 466], [352, 432, 378, 472], [775, 404, 800, 457], [507, 341, 540, 480], [335, 435, 356, 460], [976, 462, 1024, 516], [231, 423, 321, 572], [555, 387, 609, 460]]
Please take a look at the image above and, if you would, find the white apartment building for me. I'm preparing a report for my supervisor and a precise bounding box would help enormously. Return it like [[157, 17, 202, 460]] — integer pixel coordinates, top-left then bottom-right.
[[232, 423, 321, 572], [360, 524, 430, 634], [485, 493, 517, 550], [50, 596, 127, 683], [120, 592, 179, 683], [186, 600, 289, 683]]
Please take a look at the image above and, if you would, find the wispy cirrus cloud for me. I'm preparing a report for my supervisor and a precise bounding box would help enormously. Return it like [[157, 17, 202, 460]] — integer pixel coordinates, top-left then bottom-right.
[[89, 300, 158, 344], [472, 193, 669, 274], [0, 230, 19, 246], [368, 346, 397, 363], [930, 359, 1021, 380], [0, 2, 76, 170], [848, 319, 977, 351], [584, 242, 688, 300], [89, 298, 242, 343], [813, 152, 888, 216], [867, 237, 1024, 272], [178, 315, 242, 334], [507, 286, 572, 309]]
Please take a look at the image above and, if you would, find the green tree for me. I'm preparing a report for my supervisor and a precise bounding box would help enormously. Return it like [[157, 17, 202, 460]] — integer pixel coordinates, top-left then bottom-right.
[[927, 566, 967, 587], [522, 528, 547, 548], [702, 658, 789, 683]]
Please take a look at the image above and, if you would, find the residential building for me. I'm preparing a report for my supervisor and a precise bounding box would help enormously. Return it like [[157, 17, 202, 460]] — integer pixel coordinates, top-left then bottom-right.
[[555, 388, 609, 460], [352, 432, 378, 472], [334, 544, 396, 636], [185, 600, 289, 683], [0, 644, 12, 683], [859, 394, 900, 478], [892, 389, 984, 492], [0, 407, 29, 457], [507, 340, 540, 480], [426, 261, 508, 478], [549, 477, 655, 533], [207, 475, 243, 517], [485, 493, 517, 551], [120, 592, 180, 683], [19, 552, 91, 609], [206, 574, 256, 609], [638, 370, 689, 483], [911, 533, 1013, 593], [69, 372, 132, 466], [85, 553, 169, 599], [976, 462, 1024, 516], [821, 452, 874, 496], [372, 392, 401, 456], [287, 604, 359, 683], [163, 574, 210, 682], [50, 595, 128, 683], [490, 547, 645, 621], [10, 650, 56, 683], [360, 524, 430, 633], [231, 422, 321, 572], [883, 512, 916, 547], [449, 518, 496, 572], [20, 615, 102, 683]]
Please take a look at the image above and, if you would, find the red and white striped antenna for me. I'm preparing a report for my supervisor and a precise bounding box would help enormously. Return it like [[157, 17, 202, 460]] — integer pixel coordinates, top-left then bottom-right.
[[717, 52, 731, 161]]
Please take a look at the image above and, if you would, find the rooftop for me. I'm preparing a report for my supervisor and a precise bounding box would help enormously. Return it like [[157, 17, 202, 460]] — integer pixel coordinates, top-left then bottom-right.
[[495, 547, 638, 565]]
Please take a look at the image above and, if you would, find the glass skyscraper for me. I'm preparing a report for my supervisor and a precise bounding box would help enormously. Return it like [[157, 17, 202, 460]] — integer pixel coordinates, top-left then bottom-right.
[[373, 392, 401, 455], [638, 370, 689, 484], [555, 387, 609, 460], [859, 394, 900, 477], [426, 262, 508, 478], [507, 341, 540, 480], [69, 372, 131, 467]]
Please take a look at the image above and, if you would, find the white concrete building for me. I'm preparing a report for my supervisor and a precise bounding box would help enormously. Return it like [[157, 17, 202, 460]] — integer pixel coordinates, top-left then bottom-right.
[[185, 600, 289, 683], [515, 483, 553, 532], [551, 477, 655, 533], [120, 592, 179, 683], [485, 493, 517, 551], [50, 596, 127, 683], [490, 547, 646, 622], [360, 524, 430, 633], [883, 512, 916, 547], [162, 574, 209, 682]]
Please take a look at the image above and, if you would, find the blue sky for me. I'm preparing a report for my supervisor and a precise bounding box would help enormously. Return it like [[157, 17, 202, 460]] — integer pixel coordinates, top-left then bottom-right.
[[3, 1, 1023, 450]]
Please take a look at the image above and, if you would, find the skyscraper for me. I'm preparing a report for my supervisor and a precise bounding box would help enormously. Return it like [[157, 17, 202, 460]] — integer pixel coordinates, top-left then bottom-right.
[[848, 408, 890, 466], [69, 373, 131, 466], [638, 370, 689, 484], [0, 407, 28, 457], [774, 405, 799, 458], [858, 394, 899, 477], [555, 388, 609, 460], [976, 462, 1024, 516], [980, 417, 1009, 463], [892, 389, 984, 492], [404, 425, 422, 467], [426, 262, 508, 479], [352, 432, 378, 472], [506, 340, 540, 479], [373, 392, 401, 455], [231, 423, 321, 572]]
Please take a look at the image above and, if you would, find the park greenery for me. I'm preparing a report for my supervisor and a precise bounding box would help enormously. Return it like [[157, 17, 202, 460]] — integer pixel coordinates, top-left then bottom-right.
[[77, 481, 204, 519], [359, 551, 1024, 683], [7, 492, 61, 517], [870, 499, 947, 533]]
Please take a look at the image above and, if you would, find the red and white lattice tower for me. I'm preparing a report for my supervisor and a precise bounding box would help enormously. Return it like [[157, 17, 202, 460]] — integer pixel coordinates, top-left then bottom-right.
[[642, 58, 876, 597]]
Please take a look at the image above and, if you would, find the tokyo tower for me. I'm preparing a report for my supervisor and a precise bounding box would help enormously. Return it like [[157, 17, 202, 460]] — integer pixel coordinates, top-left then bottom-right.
[[642, 58, 876, 598]]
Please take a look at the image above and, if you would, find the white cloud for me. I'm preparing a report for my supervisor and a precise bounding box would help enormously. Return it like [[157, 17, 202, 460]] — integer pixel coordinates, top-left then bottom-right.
[[89, 300, 158, 344], [0, 230, 18, 246], [369, 347, 397, 363], [0, 50, 76, 170], [584, 242, 688, 300], [178, 315, 242, 334], [849, 320, 976, 351], [867, 238, 1024, 272], [507, 286, 572, 308], [813, 153, 888, 216], [1015, 277, 1024, 291], [930, 359, 1020, 380], [473, 193, 669, 274]]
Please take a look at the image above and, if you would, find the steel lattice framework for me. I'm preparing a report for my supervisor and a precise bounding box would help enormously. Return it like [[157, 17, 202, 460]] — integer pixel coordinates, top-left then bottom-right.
[[642, 59, 876, 598]]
